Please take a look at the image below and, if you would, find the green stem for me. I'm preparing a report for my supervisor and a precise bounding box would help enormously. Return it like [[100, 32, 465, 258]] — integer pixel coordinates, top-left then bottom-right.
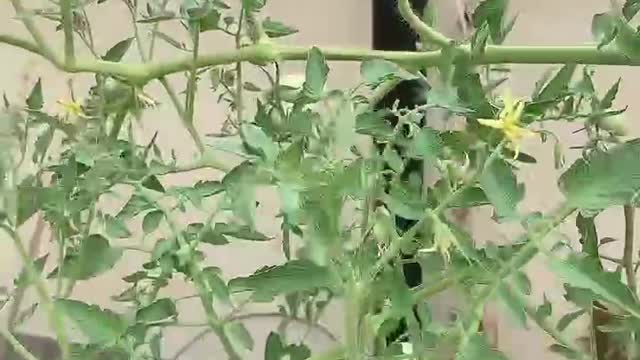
[[7, 0, 60, 65], [624, 205, 636, 360], [60, 0, 75, 65], [0, 329, 40, 360], [4, 32, 640, 84], [458, 204, 577, 351], [235, 7, 245, 124], [185, 23, 200, 129], [0, 225, 69, 359], [345, 281, 366, 360], [109, 107, 128, 140], [398, 0, 452, 48]]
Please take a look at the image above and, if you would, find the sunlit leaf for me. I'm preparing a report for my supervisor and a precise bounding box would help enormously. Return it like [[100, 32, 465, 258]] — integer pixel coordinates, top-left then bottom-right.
[[592, 13, 618, 49], [456, 334, 508, 360]]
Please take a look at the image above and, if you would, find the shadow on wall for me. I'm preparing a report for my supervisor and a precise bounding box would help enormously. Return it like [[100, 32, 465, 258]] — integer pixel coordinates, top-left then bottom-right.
[[0, 334, 126, 360]]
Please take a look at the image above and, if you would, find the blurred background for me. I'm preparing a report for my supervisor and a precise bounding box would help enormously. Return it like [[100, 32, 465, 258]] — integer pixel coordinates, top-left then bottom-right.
[[0, 0, 639, 359]]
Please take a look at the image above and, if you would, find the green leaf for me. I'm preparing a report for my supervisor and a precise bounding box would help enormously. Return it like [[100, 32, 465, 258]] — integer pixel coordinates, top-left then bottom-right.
[[142, 210, 164, 234], [242, 0, 265, 12], [142, 175, 165, 193], [136, 298, 177, 325], [534, 64, 577, 103], [559, 139, 640, 210], [102, 38, 134, 62], [576, 213, 599, 259], [479, 158, 524, 220], [16, 176, 41, 226], [202, 266, 231, 304], [513, 271, 532, 295], [241, 124, 278, 162], [14, 254, 48, 288], [471, 23, 490, 55], [409, 127, 443, 162], [199, 9, 221, 32], [55, 299, 127, 346], [535, 295, 553, 320], [262, 17, 298, 38], [222, 163, 258, 228], [615, 17, 640, 58], [600, 78, 621, 109], [302, 47, 329, 100], [427, 86, 472, 114], [265, 332, 285, 360], [224, 322, 254, 353], [383, 147, 404, 174], [592, 13, 618, 49], [360, 59, 405, 88], [557, 309, 586, 331], [60, 234, 123, 280], [448, 187, 490, 208], [497, 283, 528, 328], [456, 334, 508, 360], [355, 111, 394, 139], [551, 253, 640, 319], [117, 194, 154, 219], [472, 0, 508, 44], [26, 78, 43, 110], [105, 215, 132, 239], [212, 222, 270, 241], [623, 0, 640, 20], [228, 260, 336, 301]]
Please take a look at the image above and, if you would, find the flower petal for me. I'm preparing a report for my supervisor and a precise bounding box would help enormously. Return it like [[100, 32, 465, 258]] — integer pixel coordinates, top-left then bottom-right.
[[478, 118, 505, 129]]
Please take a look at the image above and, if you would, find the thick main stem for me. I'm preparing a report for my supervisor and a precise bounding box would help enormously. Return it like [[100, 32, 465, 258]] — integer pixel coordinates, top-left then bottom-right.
[[60, 0, 75, 65], [624, 205, 636, 294]]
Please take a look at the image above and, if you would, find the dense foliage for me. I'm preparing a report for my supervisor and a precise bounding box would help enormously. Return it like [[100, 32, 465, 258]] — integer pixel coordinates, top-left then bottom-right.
[[2, 0, 640, 359]]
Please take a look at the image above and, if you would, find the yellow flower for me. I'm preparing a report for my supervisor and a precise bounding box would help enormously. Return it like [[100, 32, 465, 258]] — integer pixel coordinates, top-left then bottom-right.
[[57, 99, 87, 119], [478, 91, 535, 158]]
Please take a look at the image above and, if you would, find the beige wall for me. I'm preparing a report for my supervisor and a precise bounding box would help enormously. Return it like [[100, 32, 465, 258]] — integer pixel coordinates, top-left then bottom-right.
[[1, 1, 639, 359]]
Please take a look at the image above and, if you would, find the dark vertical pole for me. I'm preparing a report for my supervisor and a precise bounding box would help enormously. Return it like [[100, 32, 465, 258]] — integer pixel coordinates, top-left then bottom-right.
[[373, 0, 430, 343]]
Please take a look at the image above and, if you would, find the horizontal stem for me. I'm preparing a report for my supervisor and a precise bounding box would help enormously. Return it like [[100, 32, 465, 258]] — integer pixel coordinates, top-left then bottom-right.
[[1, 32, 639, 84]]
